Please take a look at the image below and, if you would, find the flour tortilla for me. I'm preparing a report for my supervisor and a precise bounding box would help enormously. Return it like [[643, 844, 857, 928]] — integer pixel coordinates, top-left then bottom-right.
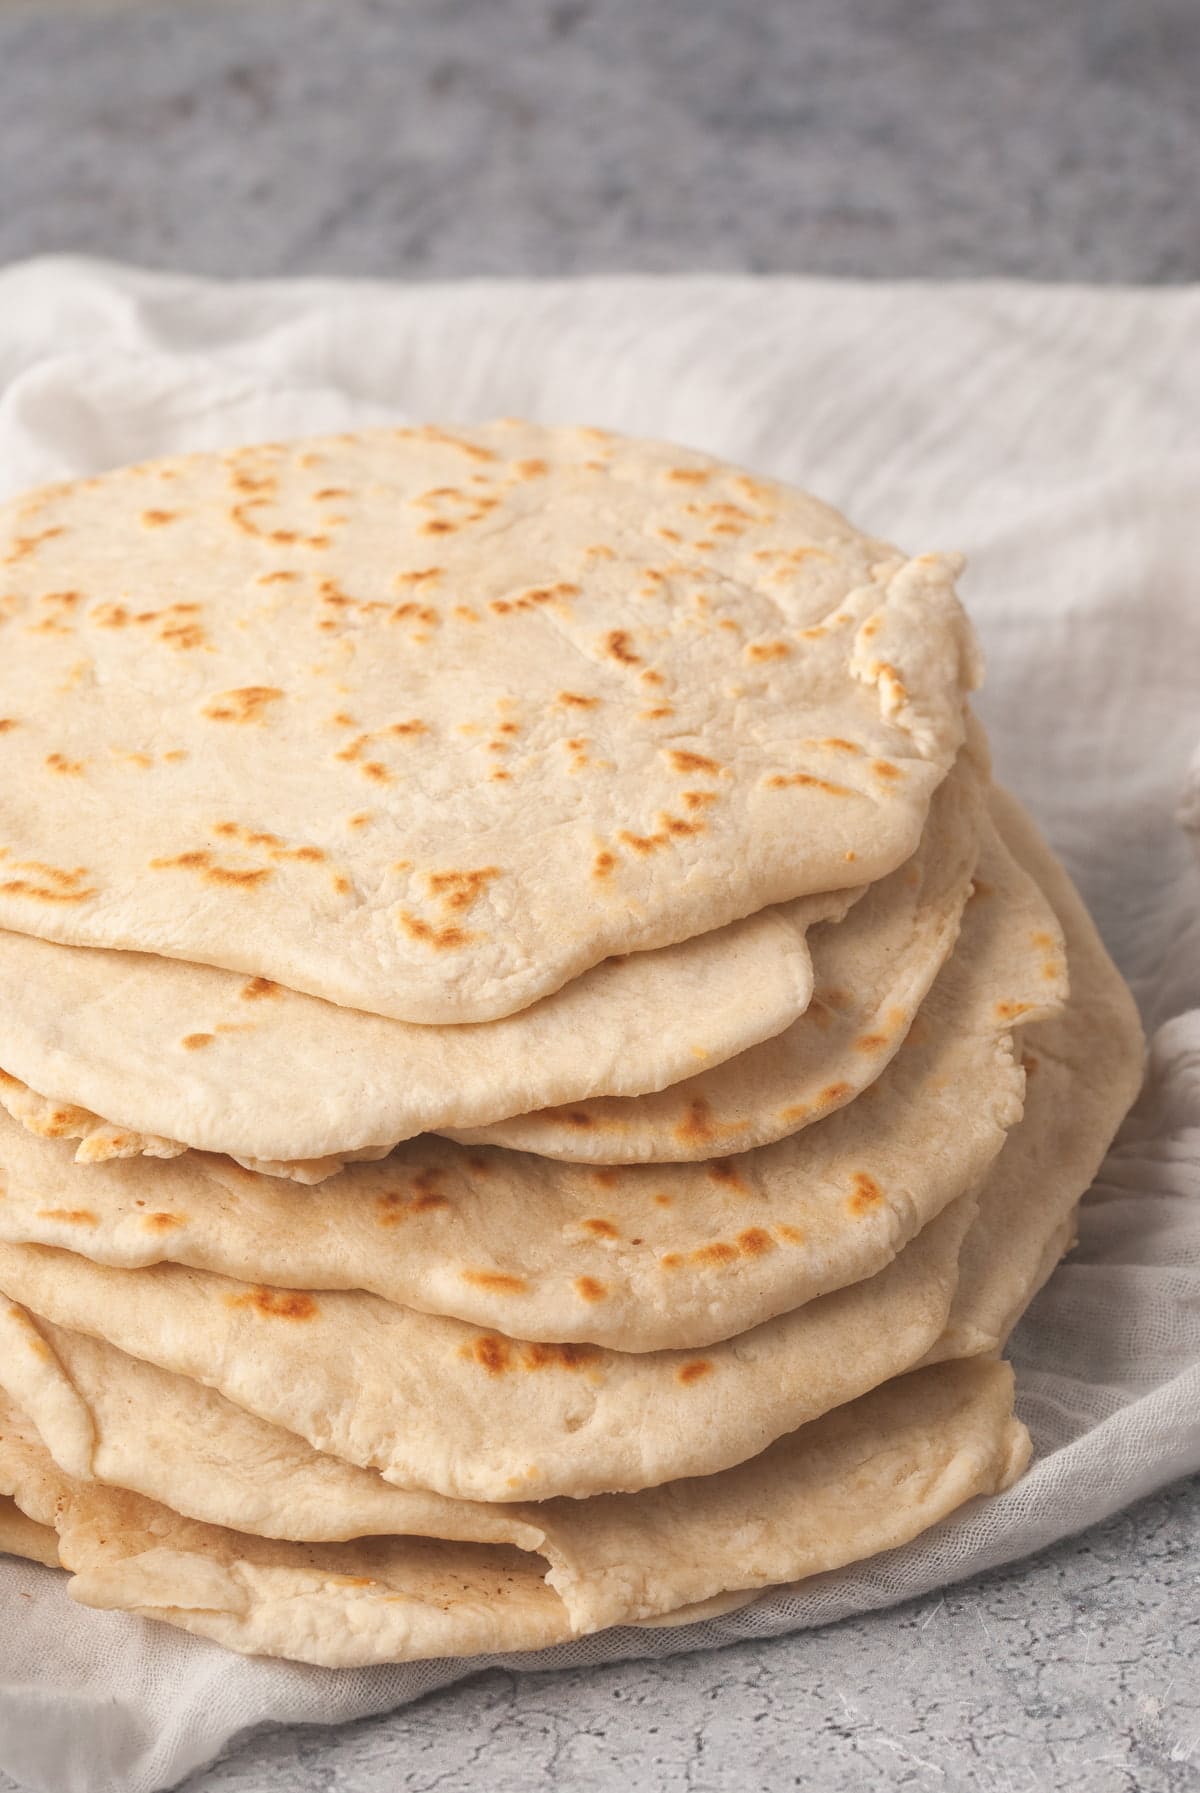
[[0, 885, 841, 1175], [0, 890, 1138, 1548], [0, 1493, 58, 1568], [452, 750, 981, 1161], [0, 1192, 976, 1505], [0, 1359, 1027, 1662], [0, 424, 979, 1022], [928, 788, 1144, 1362], [0, 796, 1061, 1351]]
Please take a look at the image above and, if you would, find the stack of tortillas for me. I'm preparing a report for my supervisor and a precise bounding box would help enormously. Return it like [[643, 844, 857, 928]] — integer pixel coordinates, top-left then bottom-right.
[[0, 422, 1143, 1666]]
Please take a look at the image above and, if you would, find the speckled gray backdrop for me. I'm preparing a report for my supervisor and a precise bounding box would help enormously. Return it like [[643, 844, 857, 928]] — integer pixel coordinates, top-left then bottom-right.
[[0, 0, 1197, 282], [0, 2, 1197, 1789]]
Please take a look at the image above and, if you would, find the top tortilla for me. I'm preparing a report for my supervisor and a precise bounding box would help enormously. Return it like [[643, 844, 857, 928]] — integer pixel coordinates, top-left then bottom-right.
[[0, 423, 978, 1021]]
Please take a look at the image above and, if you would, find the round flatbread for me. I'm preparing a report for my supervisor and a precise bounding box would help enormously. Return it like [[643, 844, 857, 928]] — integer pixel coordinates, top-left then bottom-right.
[[0, 794, 1064, 1351], [0, 424, 978, 1021], [0, 1359, 1026, 1662]]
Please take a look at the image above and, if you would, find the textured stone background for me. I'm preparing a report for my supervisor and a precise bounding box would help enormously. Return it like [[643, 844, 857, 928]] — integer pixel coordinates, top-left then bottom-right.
[[0, 2, 1197, 1788], [0, 0, 1197, 281]]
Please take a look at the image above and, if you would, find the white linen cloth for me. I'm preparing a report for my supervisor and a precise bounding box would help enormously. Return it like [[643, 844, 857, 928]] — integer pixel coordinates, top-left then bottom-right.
[[0, 259, 1196, 1793]]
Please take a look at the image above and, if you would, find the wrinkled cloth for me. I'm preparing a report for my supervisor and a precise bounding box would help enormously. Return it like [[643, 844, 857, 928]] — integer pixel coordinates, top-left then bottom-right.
[[0, 259, 1196, 1793]]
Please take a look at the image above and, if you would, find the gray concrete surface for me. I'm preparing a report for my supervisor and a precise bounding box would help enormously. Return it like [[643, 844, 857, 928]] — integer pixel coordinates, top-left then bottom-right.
[[0, 0, 1197, 282], [170, 1478, 1200, 1793], [0, 2, 1196, 1788]]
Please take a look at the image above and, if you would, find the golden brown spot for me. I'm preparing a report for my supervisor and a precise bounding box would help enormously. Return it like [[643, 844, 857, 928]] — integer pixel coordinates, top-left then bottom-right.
[[592, 850, 616, 878], [667, 749, 722, 777], [461, 1270, 528, 1296], [313, 487, 350, 501], [394, 568, 445, 589], [605, 629, 641, 665], [362, 761, 391, 784], [574, 1276, 608, 1304], [640, 705, 675, 720], [737, 1228, 775, 1257], [674, 1099, 715, 1147], [227, 1287, 319, 1321], [141, 509, 177, 527], [522, 1341, 600, 1372], [1, 877, 97, 903], [777, 1224, 805, 1245], [562, 1110, 595, 1130], [558, 691, 599, 709], [996, 1000, 1034, 1021], [660, 1252, 683, 1270], [847, 1172, 884, 1217], [0, 719, 17, 733], [398, 912, 476, 950], [821, 738, 862, 753], [421, 518, 456, 536], [666, 467, 711, 485], [374, 1192, 408, 1229], [4, 525, 64, 564], [767, 772, 852, 795], [45, 752, 86, 776], [389, 603, 440, 627], [678, 1360, 714, 1385], [515, 457, 549, 479], [856, 1033, 888, 1053], [149, 850, 272, 890], [427, 866, 500, 912], [182, 1033, 214, 1051], [690, 1241, 738, 1267], [861, 617, 881, 641], [872, 760, 903, 780], [240, 977, 280, 1001], [467, 1335, 511, 1374], [654, 1193, 674, 1207], [582, 1217, 620, 1240], [258, 570, 300, 585], [706, 1157, 747, 1193], [202, 686, 284, 725], [142, 1211, 185, 1232], [661, 810, 706, 838], [618, 828, 668, 856], [746, 641, 792, 662], [820, 1081, 854, 1105], [36, 1208, 96, 1226]]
